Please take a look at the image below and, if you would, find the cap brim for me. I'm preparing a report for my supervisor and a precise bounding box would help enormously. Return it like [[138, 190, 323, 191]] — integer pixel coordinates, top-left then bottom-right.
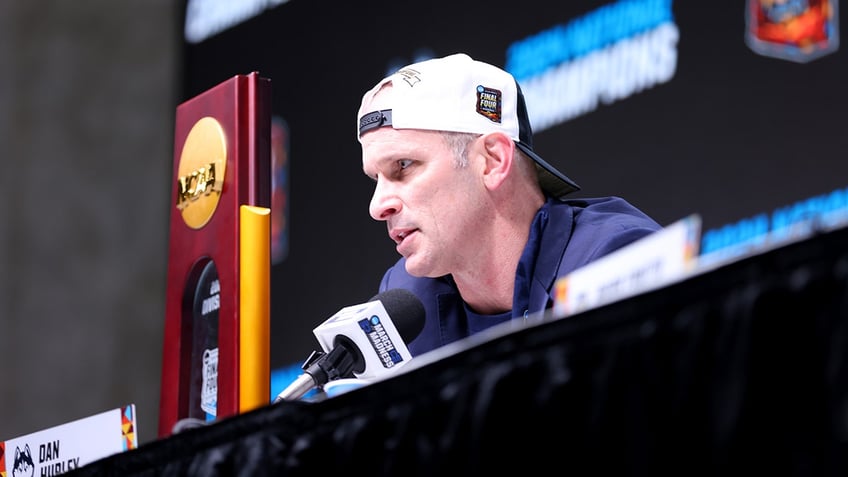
[[515, 142, 580, 199]]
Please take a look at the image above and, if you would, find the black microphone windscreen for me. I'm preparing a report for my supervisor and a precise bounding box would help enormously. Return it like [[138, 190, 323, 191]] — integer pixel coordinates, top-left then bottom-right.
[[370, 289, 425, 343]]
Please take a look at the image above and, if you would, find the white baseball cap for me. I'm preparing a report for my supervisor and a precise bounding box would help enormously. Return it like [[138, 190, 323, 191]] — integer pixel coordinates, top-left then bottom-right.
[[357, 53, 580, 199]]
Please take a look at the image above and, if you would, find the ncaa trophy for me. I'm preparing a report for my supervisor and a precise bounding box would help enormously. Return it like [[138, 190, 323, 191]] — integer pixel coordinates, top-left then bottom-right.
[[158, 72, 272, 437]]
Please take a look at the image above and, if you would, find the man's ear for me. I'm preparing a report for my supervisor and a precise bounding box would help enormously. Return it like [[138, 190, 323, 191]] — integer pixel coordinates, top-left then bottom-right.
[[479, 132, 515, 192]]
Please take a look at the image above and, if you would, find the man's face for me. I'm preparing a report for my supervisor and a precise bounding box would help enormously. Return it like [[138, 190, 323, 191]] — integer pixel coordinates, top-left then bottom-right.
[[361, 126, 487, 278]]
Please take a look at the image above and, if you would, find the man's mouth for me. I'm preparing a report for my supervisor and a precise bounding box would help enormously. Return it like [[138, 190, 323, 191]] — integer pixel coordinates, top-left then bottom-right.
[[390, 228, 416, 244]]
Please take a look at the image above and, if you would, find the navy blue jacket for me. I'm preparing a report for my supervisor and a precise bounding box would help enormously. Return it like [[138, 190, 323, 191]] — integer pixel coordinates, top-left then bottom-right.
[[378, 196, 662, 356]]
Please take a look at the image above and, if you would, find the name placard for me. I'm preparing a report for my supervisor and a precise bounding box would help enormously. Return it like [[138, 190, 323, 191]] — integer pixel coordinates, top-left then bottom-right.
[[1, 405, 136, 476], [553, 215, 701, 318]]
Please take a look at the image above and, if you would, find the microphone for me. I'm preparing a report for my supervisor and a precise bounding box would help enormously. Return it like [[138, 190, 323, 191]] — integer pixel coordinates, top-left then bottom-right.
[[274, 288, 425, 402]]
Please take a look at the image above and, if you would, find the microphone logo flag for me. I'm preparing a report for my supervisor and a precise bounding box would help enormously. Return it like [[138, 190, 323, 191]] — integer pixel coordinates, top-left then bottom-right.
[[313, 299, 413, 380]]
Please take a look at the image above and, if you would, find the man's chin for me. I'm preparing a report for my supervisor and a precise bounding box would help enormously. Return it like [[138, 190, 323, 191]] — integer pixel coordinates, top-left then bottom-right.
[[404, 264, 425, 278], [403, 259, 438, 278]]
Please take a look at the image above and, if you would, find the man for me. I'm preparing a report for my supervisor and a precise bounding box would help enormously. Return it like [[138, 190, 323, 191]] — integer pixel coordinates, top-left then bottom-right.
[[357, 53, 661, 357]]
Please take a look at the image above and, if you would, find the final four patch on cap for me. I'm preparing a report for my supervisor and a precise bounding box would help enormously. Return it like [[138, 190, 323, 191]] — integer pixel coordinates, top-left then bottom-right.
[[476, 86, 502, 123]]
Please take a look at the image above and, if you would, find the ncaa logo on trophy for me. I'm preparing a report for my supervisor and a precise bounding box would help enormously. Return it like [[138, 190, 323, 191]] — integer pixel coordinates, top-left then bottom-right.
[[158, 72, 272, 438], [176, 116, 227, 229]]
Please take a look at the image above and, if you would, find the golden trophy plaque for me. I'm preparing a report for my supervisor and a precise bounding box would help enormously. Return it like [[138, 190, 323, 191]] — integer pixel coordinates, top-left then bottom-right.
[[158, 72, 271, 437]]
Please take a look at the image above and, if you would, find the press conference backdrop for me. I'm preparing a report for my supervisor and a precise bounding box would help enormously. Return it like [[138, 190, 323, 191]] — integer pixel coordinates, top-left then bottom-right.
[[179, 0, 848, 376]]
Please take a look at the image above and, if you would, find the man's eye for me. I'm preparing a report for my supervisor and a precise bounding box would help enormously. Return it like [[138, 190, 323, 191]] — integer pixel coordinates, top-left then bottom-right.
[[398, 159, 413, 169]]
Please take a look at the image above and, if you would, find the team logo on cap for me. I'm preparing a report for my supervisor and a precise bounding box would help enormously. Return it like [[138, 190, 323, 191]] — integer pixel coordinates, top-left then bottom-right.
[[396, 67, 422, 87], [476, 85, 502, 123]]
